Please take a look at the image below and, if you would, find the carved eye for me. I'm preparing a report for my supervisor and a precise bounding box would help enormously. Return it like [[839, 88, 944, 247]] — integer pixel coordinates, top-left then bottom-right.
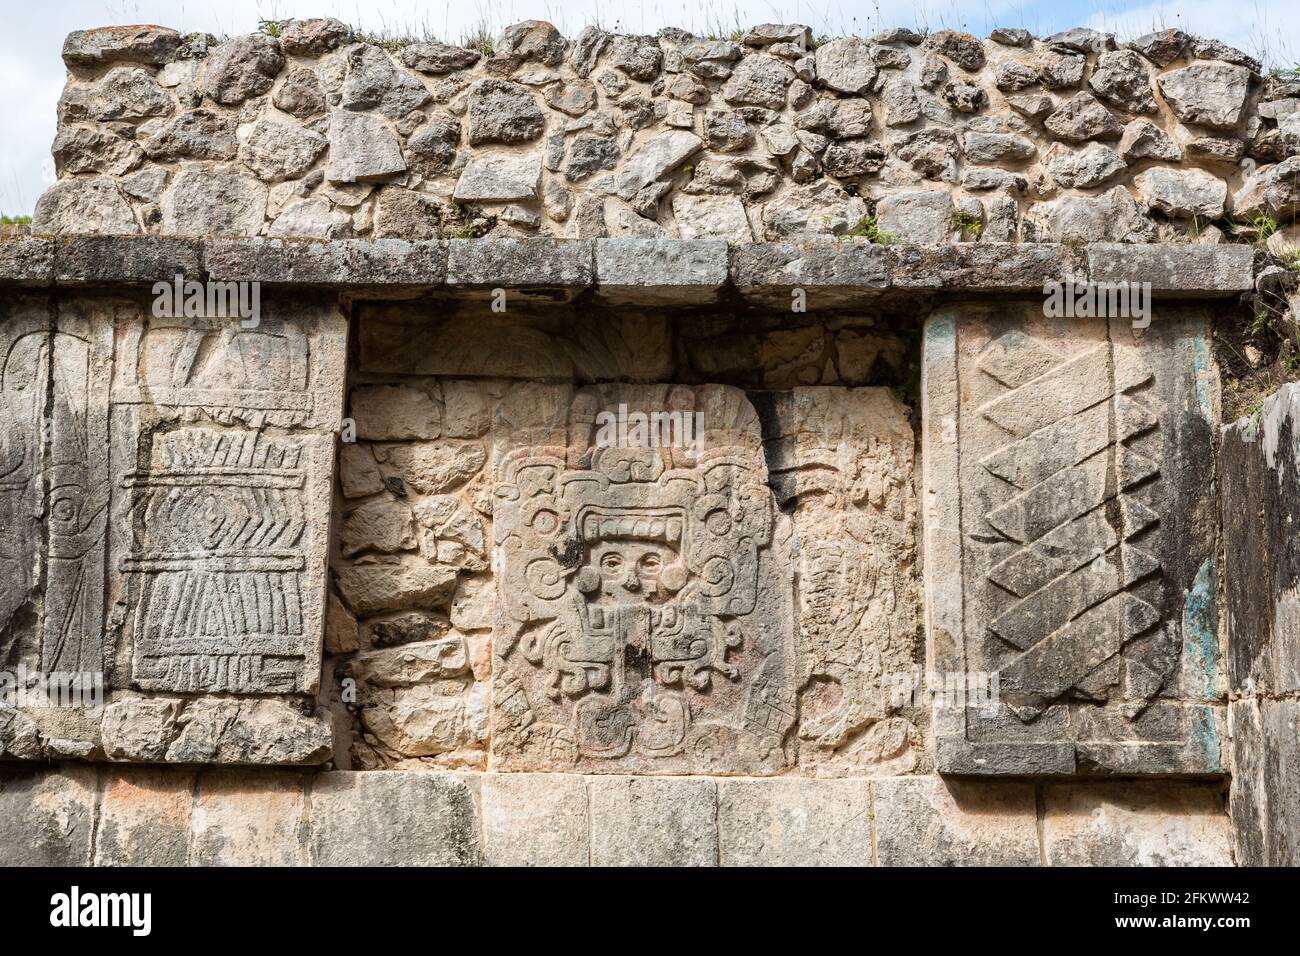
[[532, 509, 560, 535], [639, 553, 662, 575], [705, 508, 732, 536], [600, 552, 624, 574], [49, 484, 84, 527]]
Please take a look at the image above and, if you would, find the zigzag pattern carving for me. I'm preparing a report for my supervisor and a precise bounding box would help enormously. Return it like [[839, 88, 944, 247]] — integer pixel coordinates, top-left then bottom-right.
[[976, 331, 1162, 714]]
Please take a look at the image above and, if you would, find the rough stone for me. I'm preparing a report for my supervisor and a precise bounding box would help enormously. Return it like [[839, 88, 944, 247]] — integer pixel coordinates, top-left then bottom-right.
[[721, 54, 793, 110], [481, 773, 589, 866], [466, 79, 546, 145], [1042, 783, 1231, 865], [280, 18, 353, 56], [94, 769, 193, 865], [142, 109, 237, 161], [190, 770, 307, 865], [876, 190, 956, 244], [1046, 142, 1127, 188], [32, 177, 140, 235], [0, 766, 97, 865], [1135, 166, 1227, 219], [273, 67, 327, 118], [589, 777, 717, 866], [1044, 92, 1123, 142], [241, 117, 327, 182], [308, 772, 479, 865], [341, 45, 431, 119], [1089, 50, 1157, 113], [326, 111, 406, 182], [202, 33, 285, 105], [1158, 63, 1251, 130], [1119, 118, 1183, 161], [91, 67, 173, 121], [672, 193, 752, 241], [718, 778, 872, 865], [63, 25, 182, 66], [453, 151, 542, 201], [814, 38, 877, 94], [161, 169, 267, 236], [399, 41, 481, 74], [874, 777, 1040, 865]]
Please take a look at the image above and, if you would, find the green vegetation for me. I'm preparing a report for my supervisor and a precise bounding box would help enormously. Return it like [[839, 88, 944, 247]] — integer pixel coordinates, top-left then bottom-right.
[[0, 214, 32, 225], [844, 215, 897, 245], [950, 209, 983, 239], [256, 19, 283, 38]]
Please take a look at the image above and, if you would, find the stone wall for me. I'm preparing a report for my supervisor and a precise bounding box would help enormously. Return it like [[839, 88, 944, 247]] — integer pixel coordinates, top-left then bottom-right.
[[3, 15, 1299, 867], [1221, 383, 1300, 865], [31, 21, 1300, 247]]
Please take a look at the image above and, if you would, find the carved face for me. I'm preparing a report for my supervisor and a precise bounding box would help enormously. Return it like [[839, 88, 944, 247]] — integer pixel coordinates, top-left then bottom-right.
[[581, 540, 683, 605]]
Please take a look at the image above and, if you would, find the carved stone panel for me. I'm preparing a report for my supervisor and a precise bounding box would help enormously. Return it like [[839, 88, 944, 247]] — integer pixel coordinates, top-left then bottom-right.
[[923, 305, 1224, 775], [0, 297, 113, 675], [489, 384, 798, 774], [109, 305, 346, 695], [762, 388, 922, 775]]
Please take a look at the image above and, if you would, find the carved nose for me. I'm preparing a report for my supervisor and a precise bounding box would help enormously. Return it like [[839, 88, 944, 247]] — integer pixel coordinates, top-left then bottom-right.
[[621, 571, 641, 592]]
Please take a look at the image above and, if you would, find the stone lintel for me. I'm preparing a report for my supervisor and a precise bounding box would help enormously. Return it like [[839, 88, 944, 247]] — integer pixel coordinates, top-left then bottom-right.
[[0, 237, 1259, 302]]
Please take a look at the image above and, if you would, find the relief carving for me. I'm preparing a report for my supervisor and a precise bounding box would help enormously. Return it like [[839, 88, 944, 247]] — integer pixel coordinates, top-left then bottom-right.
[[490, 385, 797, 774]]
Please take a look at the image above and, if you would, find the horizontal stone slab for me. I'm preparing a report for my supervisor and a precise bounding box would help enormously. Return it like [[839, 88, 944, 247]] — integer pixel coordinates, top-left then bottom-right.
[[0, 767, 1241, 866], [0, 238, 1259, 301]]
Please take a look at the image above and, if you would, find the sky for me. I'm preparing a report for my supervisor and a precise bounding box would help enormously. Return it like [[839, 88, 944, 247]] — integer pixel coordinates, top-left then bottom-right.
[[1, 0, 1297, 215]]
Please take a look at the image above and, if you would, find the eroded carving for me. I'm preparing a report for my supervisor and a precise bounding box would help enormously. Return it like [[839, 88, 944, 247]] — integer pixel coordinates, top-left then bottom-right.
[[490, 384, 796, 774]]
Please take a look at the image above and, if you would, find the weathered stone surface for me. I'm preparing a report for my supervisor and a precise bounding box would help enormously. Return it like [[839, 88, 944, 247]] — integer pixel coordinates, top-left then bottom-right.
[[721, 54, 793, 110], [453, 151, 542, 201], [164, 700, 332, 764], [1024, 185, 1156, 243], [273, 67, 327, 118], [1046, 142, 1127, 188], [1042, 782, 1231, 865], [32, 177, 140, 235], [672, 194, 752, 241], [1089, 49, 1157, 113], [63, 25, 181, 66], [326, 111, 406, 182], [269, 197, 351, 238], [1119, 118, 1183, 161], [91, 67, 173, 121], [1135, 167, 1227, 219], [1232, 156, 1300, 220], [202, 33, 285, 105], [341, 44, 431, 119], [0, 765, 97, 865], [143, 109, 238, 161], [95, 768, 194, 865], [876, 190, 956, 244], [481, 772, 589, 865], [615, 130, 702, 200], [925, 30, 986, 71], [241, 117, 327, 182], [399, 41, 482, 74], [1127, 29, 1189, 67], [308, 772, 479, 865], [190, 770, 307, 865], [466, 79, 545, 145], [53, 125, 144, 176], [1044, 92, 1123, 142], [608, 35, 661, 80], [160, 169, 267, 237], [589, 776, 717, 865], [718, 778, 871, 865], [874, 777, 1040, 865], [761, 181, 867, 239], [814, 38, 876, 94], [1158, 63, 1251, 130], [490, 384, 795, 773], [924, 303, 1224, 774], [279, 18, 353, 56]]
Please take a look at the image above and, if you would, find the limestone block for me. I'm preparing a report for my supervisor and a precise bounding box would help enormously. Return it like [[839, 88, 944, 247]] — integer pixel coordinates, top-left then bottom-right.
[[481, 772, 589, 866], [108, 303, 347, 696], [190, 770, 308, 865], [718, 778, 872, 865], [764, 388, 920, 775], [873, 776, 1040, 865], [589, 776, 717, 866], [0, 765, 97, 865], [490, 384, 797, 775], [923, 304, 1224, 774], [1042, 781, 1231, 865], [94, 767, 195, 865], [307, 771, 480, 865]]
